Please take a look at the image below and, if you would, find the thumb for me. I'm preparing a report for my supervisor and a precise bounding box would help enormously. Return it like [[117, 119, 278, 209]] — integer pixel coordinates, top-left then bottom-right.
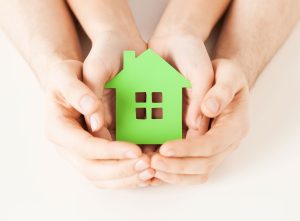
[[201, 59, 247, 118], [82, 52, 116, 133], [53, 61, 103, 130], [173, 53, 214, 134]]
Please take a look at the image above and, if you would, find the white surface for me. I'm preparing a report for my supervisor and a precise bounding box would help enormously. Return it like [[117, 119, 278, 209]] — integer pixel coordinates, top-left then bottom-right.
[[1, 1, 300, 221]]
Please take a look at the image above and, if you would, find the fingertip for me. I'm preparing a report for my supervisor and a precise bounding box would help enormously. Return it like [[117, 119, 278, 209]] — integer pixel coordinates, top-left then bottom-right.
[[122, 142, 143, 159], [89, 110, 105, 132], [159, 142, 176, 157], [201, 97, 220, 118], [79, 94, 99, 115]]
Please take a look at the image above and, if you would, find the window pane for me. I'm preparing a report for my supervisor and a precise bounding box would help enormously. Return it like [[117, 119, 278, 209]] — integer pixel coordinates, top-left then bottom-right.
[[152, 92, 162, 103], [135, 92, 146, 102], [151, 108, 163, 119], [136, 108, 146, 119]]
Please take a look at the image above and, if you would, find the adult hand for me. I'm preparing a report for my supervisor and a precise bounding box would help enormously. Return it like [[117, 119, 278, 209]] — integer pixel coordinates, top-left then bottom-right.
[[151, 59, 250, 184], [45, 60, 155, 188]]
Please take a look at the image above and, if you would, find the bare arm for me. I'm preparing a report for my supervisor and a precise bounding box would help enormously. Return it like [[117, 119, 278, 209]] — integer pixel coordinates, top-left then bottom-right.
[[0, 0, 81, 88], [153, 0, 231, 40], [214, 0, 300, 87], [66, 0, 141, 41], [0, 0, 147, 189]]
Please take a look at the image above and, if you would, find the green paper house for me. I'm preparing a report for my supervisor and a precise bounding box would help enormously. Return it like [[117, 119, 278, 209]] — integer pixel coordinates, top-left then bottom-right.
[[105, 49, 191, 144]]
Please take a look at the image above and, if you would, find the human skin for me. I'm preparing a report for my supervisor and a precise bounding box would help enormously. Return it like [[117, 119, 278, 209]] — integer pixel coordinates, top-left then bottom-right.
[[149, 0, 232, 135], [66, 0, 162, 187], [65, 0, 233, 186], [0, 0, 155, 188], [151, 0, 300, 184]]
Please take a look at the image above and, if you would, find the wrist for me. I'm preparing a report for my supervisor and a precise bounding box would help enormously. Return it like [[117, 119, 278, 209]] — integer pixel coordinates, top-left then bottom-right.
[[212, 58, 251, 90], [89, 25, 143, 46], [80, 6, 141, 42], [154, 0, 230, 42]]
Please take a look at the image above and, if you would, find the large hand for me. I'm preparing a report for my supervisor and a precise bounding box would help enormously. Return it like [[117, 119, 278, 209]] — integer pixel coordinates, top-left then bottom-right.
[[151, 59, 250, 184], [45, 60, 154, 188]]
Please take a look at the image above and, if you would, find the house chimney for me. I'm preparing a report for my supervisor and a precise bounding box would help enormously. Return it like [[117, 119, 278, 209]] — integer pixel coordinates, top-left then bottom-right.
[[123, 51, 136, 69]]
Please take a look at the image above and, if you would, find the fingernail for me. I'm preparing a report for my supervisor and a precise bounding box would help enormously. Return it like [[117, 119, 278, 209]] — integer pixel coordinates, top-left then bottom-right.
[[135, 160, 149, 171], [80, 95, 95, 113], [139, 170, 153, 181], [125, 151, 139, 159], [90, 115, 99, 132], [205, 98, 219, 114]]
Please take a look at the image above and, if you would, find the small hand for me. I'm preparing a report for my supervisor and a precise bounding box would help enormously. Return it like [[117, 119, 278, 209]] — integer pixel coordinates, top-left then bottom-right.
[[149, 32, 214, 136], [151, 59, 250, 184], [82, 31, 147, 135], [45, 60, 155, 188]]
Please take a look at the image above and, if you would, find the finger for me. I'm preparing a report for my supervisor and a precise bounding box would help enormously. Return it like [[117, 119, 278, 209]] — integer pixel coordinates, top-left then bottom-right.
[[51, 60, 101, 116], [46, 101, 142, 160], [154, 143, 240, 184], [201, 59, 247, 118], [155, 171, 208, 185], [160, 90, 249, 158], [82, 45, 119, 132], [57, 144, 150, 180], [151, 154, 213, 175], [93, 169, 155, 189]]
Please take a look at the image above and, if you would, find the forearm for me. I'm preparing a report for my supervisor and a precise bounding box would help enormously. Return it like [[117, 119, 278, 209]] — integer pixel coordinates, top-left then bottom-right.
[[0, 0, 81, 87], [214, 0, 300, 88], [153, 0, 231, 40], [66, 0, 141, 41]]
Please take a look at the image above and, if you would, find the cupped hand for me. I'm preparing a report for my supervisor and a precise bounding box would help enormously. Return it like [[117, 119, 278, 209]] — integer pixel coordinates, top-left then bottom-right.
[[149, 31, 214, 136], [151, 59, 250, 184], [44, 60, 155, 188], [83, 31, 147, 135]]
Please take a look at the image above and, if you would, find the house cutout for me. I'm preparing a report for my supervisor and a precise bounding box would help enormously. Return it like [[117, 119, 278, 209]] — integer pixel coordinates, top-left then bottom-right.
[[105, 49, 191, 144]]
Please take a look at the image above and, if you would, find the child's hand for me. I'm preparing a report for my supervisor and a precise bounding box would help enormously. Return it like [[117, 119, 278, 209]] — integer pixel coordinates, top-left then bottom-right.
[[151, 59, 250, 184], [149, 32, 214, 136], [45, 60, 154, 188], [82, 31, 146, 135], [66, 0, 147, 134]]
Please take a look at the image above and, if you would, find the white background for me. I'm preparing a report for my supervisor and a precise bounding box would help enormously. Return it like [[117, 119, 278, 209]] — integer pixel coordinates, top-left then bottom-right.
[[1, 1, 300, 220]]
